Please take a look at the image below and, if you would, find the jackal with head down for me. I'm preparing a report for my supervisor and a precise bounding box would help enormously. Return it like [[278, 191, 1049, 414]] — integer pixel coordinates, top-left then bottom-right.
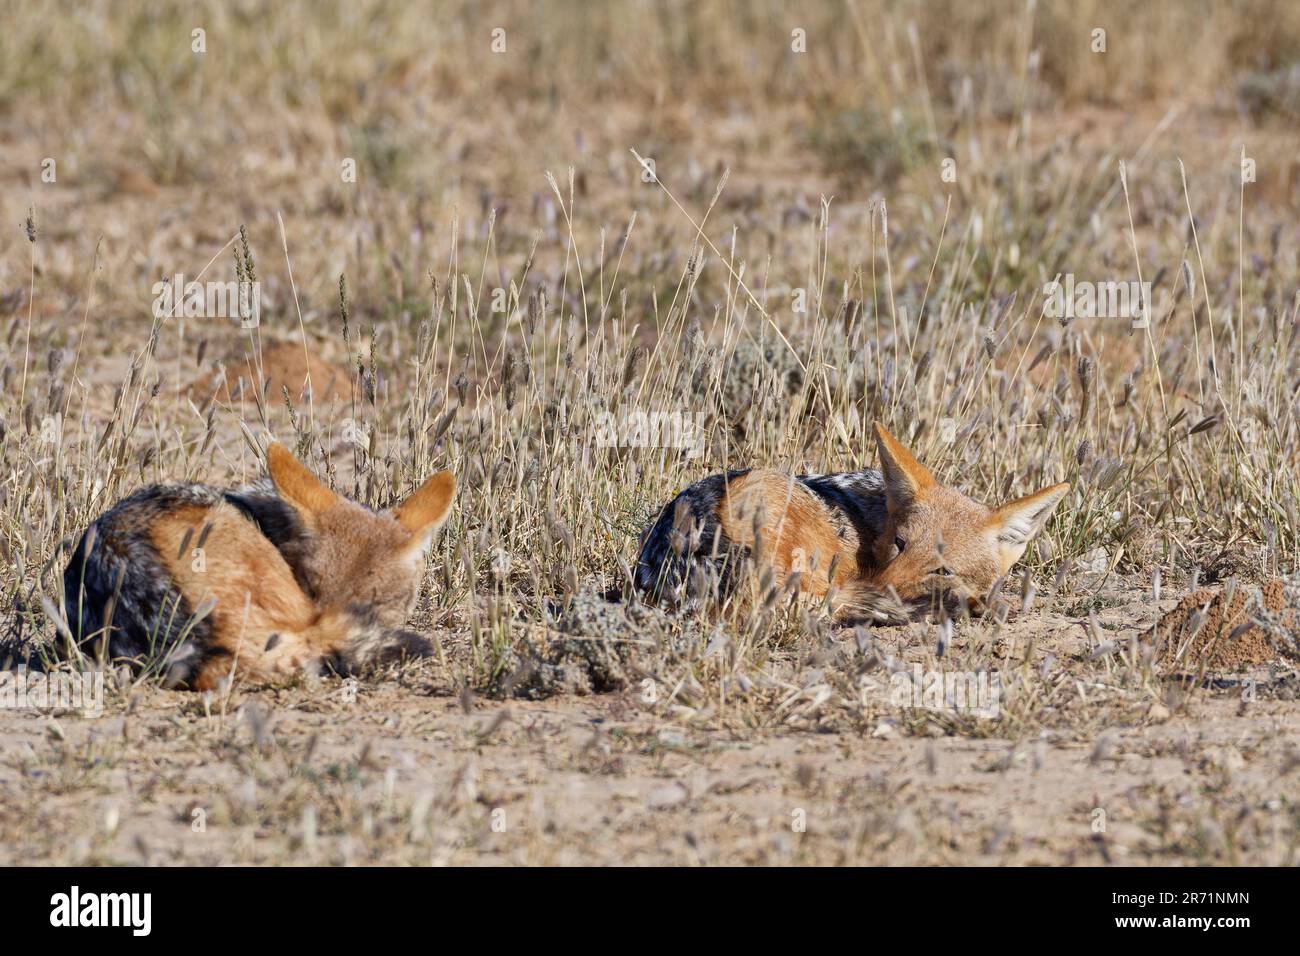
[[62, 444, 455, 689], [635, 423, 1069, 622]]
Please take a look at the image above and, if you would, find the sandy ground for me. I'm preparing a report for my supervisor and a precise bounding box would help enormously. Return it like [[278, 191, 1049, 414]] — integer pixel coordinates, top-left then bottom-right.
[[3, 581, 1297, 866]]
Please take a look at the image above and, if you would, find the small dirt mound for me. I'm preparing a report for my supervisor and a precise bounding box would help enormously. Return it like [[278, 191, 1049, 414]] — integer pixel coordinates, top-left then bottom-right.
[[1144, 577, 1300, 670], [489, 591, 688, 700], [185, 340, 353, 405]]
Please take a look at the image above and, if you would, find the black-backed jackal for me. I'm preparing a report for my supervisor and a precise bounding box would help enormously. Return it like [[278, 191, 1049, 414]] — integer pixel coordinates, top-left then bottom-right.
[[634, 423, 1069, 622], [62, 444, 455, 690]]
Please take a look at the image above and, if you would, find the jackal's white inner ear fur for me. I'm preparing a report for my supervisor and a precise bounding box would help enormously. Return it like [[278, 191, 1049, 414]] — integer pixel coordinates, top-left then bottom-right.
[[267, 443, 339, 520], [987, 482, 1071, 567], [873, 422, 935, 514], [393, 471, 456, 553]]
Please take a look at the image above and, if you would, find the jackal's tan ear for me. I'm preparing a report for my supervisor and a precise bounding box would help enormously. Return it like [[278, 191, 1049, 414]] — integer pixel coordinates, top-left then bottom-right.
[[267, 443, 338, 519], [393, 471, 456, 549], [987, 482, 1070, 570], [874, 422, 935, 514]]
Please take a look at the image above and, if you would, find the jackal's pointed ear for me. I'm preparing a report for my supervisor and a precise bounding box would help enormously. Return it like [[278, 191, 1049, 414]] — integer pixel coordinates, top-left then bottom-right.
[[393, 471, 456, 551], [873, 422, 935, 514], [986, 482, 1070, 570], [267, 443, 338, 520]]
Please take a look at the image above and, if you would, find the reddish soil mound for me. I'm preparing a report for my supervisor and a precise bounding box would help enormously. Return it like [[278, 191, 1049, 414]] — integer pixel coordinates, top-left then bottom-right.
[[1145, 577, 1300, 670], [185, 339, 353, 405]]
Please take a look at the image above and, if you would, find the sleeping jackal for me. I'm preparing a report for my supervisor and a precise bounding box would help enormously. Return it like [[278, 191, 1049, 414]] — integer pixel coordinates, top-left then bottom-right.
[[62, 444, 455, 690], [635, 423, 1069, 621]]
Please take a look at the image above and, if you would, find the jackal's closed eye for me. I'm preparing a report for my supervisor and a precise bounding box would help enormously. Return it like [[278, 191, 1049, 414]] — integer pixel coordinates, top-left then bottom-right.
[[894, 536, 906, 552]]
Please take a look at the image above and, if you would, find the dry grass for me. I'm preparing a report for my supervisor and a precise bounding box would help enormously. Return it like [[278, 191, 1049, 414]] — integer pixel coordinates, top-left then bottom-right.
[[0, 0, 1298, 865]]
